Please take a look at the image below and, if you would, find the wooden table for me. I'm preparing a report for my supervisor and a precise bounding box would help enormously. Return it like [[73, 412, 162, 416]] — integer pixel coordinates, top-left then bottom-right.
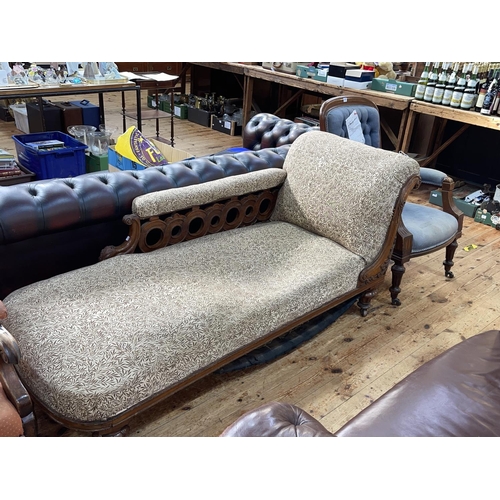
[[121, 72, 184, 146], [0, 81, 142, 133], [188, 63, 414, 152], [400, 100, 500, 167]]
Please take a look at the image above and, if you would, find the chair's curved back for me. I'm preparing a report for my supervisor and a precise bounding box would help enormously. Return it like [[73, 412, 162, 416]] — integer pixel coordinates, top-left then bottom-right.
[[319, 96, 381, 148]]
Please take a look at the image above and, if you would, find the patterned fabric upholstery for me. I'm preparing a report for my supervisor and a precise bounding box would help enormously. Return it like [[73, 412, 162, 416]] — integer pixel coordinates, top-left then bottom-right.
[[0, 382, 23, 437], [133, 169, 286, 218], [271, 131, 420, 264], [322, 105, 381, 147], [3, 222, 366, 423]]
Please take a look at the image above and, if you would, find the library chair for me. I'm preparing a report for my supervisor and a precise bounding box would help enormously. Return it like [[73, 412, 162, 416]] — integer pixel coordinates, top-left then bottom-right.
[[319, 95, 464, 305]]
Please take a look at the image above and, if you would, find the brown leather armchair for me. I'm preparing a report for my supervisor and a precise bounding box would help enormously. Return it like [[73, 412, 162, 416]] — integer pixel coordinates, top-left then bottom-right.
[[221, 330, 500, 437]]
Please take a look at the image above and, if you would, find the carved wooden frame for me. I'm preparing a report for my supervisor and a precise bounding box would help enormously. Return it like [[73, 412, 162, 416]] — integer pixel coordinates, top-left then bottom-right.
[[100, 188, 280, 260]]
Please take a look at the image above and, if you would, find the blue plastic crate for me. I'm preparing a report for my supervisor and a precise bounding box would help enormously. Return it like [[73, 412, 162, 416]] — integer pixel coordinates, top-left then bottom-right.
[[12, 131, 87, 180]]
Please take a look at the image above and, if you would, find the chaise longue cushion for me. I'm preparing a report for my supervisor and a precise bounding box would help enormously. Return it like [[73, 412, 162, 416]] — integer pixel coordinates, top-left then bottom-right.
[[4, 222, 366, 423]]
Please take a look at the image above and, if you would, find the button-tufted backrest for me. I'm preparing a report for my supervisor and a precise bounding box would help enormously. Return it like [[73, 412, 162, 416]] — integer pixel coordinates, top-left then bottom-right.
[[243, 113, 318, 151], [319, 96, 381, 148], [0, 147, 290, 299]]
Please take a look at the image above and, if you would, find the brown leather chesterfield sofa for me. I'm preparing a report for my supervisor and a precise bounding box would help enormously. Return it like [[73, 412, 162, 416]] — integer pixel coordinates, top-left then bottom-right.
[[221, 329, 500, 437]]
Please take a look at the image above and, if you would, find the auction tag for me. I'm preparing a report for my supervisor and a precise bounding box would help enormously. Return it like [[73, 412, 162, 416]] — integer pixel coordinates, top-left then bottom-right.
[[346, 110, 365, 144]]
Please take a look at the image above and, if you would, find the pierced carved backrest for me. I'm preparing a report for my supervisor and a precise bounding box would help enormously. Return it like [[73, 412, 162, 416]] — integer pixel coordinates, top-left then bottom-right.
[[270, 131, 420, 264], [319, 95, 381, 148]]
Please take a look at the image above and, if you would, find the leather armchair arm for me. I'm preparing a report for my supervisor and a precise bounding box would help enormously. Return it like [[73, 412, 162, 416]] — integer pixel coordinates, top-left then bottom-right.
[[220, 401, 334, 437]]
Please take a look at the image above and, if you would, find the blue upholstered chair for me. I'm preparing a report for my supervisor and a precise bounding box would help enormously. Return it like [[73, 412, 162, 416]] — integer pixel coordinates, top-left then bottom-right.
[[319, 95, 464, 305]]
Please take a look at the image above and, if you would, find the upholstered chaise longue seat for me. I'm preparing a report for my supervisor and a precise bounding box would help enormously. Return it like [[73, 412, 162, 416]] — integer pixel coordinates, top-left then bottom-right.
[[0, 132, 419, 436]]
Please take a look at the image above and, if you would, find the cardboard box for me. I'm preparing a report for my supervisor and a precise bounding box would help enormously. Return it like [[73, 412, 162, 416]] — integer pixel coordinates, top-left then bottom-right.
[[159, 101, 188, 119], [474, 209, 500, 228], [371, 78, 416, 97], [429, 189, 479, 218], [345, 69, 375, 82], [327, 76, 345, 87], [343, 80, 372, 90], [328, 63, 360, 78], [296, 65, 309, 78], [313, 68, 328, 82], [108, 138, 193, 172], [187, 107, 213, 127], [211, 115, 242, 136], [86, 153, 109, 172]]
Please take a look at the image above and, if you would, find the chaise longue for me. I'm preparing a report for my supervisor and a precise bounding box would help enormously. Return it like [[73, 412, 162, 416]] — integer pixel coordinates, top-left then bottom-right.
[[0, 131, 419, 436]]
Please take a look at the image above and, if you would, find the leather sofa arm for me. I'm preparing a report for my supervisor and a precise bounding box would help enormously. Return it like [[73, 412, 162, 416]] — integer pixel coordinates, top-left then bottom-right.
[[243, 113, 318, 151], [220, 401, 334, 437]]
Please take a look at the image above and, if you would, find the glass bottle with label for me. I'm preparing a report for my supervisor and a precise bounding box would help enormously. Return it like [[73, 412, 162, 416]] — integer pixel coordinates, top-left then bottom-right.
[[442, 62, 459, 106], [460, 64, 478, 110], [423, 62, 440, 102], [415, 62, 431, 101], [481, 71, 499, 115], [475, 67, 494, 111], [450, 63, 468, 108], [433, 62, 449, 104]]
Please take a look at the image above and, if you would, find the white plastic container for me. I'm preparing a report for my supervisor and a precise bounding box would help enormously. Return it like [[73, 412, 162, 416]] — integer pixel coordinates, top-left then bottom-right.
[[9, 104, 30, 134]]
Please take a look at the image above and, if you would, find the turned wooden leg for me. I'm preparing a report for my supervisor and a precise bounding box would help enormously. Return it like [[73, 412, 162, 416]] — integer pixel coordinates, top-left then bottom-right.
[[390, 261, 406, 307], [357, 289, 376, 317], [443, 239, 458, 279]]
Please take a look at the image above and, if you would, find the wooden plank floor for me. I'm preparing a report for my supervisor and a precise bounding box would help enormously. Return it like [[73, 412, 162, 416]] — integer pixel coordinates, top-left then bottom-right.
[[1, 90, 499, 437]]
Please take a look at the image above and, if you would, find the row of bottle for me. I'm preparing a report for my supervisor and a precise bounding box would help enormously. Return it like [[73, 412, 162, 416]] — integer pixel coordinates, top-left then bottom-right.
[[414, 62, 500, 115]]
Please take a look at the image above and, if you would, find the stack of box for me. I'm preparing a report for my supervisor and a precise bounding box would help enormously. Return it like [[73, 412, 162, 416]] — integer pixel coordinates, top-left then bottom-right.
[[0, 147, 36, 185]]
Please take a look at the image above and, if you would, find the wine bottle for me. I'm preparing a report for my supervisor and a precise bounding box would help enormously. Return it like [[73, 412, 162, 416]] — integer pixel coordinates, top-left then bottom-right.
[[433, 62, 449, 104], [442, 62, 459, 106], [475, 67, 494, 111], [460, 64, 478, 110], [450, 63, 468, 108], [480, 71, 499, 115], [415, 62, 431, 101], [423, 62, 440, 102]]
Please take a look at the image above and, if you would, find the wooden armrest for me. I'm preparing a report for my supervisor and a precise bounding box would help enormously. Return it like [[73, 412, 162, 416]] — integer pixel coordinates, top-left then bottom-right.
[[0, 300, 6, 320], [0, 324, 36, 435], [441, 177, 464, 230]]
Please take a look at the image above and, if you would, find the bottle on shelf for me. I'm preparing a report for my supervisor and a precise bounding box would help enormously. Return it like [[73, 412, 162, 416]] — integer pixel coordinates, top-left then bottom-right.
[[432, 62, 449, 105], [450, 63, 469, 108], [442, 62, 459, 106], [414, 62, 431, 101], [423, 62, 440, 102], [480, 70, 499, 115], [475, 66, 494, 111], [460, 64, 479, 110]]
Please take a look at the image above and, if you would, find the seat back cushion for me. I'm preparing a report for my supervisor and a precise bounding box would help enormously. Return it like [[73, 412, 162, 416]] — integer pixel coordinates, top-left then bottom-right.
[[271, 131, 420, 264], [323, 105, 380, 147], [3, 221, 366, 424]]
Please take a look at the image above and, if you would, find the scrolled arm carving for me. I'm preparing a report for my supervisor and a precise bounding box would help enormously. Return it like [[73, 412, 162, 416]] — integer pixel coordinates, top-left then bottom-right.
[[99, 214, 142, 261], [0, 324, 21, 365]]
